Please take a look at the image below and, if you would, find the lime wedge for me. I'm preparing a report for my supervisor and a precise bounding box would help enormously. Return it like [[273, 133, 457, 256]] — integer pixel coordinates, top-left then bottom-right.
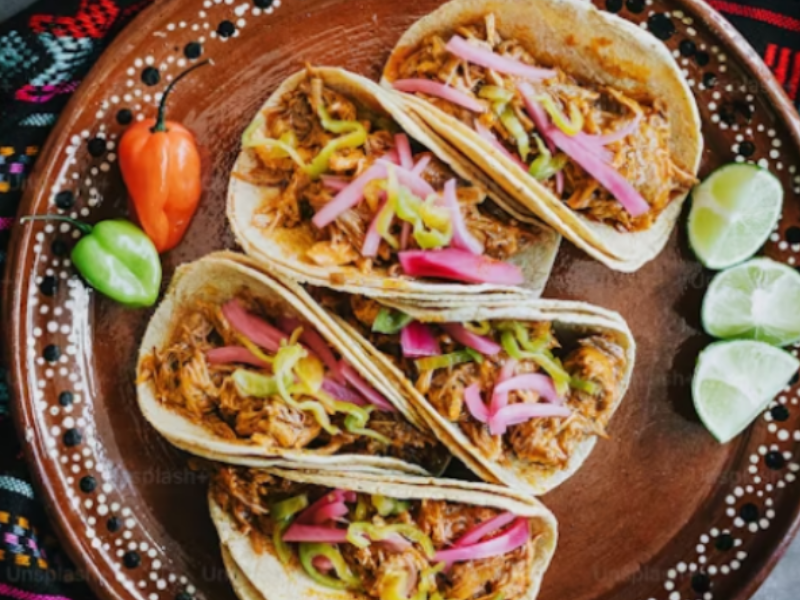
[[688, 164, 783, 269], [702, 258, 800, 346], [693, 340, 799, 443]]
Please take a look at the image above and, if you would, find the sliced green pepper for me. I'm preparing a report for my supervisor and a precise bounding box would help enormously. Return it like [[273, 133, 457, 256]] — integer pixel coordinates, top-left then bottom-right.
[[354, 494, 370, 522], [478, 86, 515, 103], [373, 308, 414, 334], [464, 348, 484, 364], [21, 217, 161, 308], [570, 376, 601, 396], [529, 135, 567, 181], [304, 103, 367, 179], [499, 107, 530, 160], [536, 95, 584, 136], [274, 520, 294, 566], [415, 350, 477, 372], [464, 321, 491, 335], [270, 494, 309, 522], [378, 167, 401, 248], [244, 100, 366, 179], [233, 370, 283, 397], [371, 495, 410, 517], [344, 408, 391, 445], [347, 523, 435, 559], [295, 354, 325, 394], [394, 187, 452, 250], [499, 325, 570, 395], [298, 542, 360, 590]]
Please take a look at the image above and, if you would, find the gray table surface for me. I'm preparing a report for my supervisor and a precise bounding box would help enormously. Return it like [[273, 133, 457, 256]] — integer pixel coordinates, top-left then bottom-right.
[[0, 0, 797, 598]]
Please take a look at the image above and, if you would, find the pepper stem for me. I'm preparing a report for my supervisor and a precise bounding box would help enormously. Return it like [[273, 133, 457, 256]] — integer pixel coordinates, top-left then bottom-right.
[[20, 215, 93, 235], [152, 59, 211, 133]]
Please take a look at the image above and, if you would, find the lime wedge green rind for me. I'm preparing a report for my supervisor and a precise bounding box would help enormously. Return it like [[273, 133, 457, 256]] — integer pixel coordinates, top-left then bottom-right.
[[702, 258, 800, 346], [688, 164, 783, 270], [693, 340, 799, 443]]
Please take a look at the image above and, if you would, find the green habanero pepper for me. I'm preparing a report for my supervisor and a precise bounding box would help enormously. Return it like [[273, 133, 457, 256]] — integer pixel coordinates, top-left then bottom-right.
[[21, 216, 161, 308]]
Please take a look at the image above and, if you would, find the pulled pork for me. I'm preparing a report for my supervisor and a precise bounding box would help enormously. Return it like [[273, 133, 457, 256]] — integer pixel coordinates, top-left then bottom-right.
[[237, 71, 535, 271], [394, 14, 697, 231], [210, 466, 537, 600], [137, 294, 447, 474], [319, 293, 624, 471]]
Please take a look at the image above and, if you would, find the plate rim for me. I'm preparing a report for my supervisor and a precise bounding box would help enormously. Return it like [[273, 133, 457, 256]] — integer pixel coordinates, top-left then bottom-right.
[[3, 1, 800, 599]]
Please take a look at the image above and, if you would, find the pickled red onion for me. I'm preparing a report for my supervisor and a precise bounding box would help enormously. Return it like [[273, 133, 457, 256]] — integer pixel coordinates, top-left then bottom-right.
[[452, 512, 516, 548], [489, 403, 572, 436], [281, 524, 349, 543], [411, 155, 432, 176], [489, 359, 517, 414], [206, 346, 269, 369], [400, 321, 441, 358], [313, 163, 388, 228], [433, 517, 530, 564], [222, 300, 286, 353], [579, 113, 641, 146], [464, 383, 490, 424], [446, 35, 556, 81], [518, 83, 650, 217], [321, 175, 349, 191], [340, 362, 396, 412], [376, 160, 436, 199], [442, 179, 484, 255], [493, 373, 564, 405], [400, 221, 412, 250], [395, 133, 414, 169], [380, 534, 413, 552], [296, 490, 356, 525], [362, 196, 388, 258], [322, 378, 367, 406], [393, 79, 486, 113], [312, 556, 334, 572], [441, 322, 500, 355], [398, 249, 524, 285]]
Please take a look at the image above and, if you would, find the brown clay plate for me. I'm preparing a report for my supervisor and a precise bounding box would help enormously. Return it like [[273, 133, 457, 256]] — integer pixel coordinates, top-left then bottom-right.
[[4, 1, 800, 600]]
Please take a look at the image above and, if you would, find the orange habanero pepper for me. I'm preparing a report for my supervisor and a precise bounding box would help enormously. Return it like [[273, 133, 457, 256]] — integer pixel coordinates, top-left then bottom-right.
[[118, 60, 209, 253]]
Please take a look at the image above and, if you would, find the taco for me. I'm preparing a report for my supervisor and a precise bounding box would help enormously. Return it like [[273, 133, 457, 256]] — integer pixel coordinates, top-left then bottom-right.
[[211, 466, 557, 600], [303, 290, 635, 494], [136, 253, 449, 476], [382, 0, 702, 271], [227, 66, 561, 299]]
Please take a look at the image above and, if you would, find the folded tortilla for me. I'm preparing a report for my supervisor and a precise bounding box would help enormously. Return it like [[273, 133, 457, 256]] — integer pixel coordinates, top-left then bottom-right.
[[227, 66, 560, 299], [292, 288, 636, 495], [211, 466, 558, 600], [382, 0, 702, 271], [135, 252, 449, 476]]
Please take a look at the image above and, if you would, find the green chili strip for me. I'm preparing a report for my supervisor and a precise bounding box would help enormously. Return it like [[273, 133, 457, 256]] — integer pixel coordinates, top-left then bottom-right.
[[273, 521, 294, 566], [500, 107, 530, 160], [529, 135, 568, 181], [372, 308, 414, 334], [478, 86, 515, 103], [298, 543, 360, 590], [371, 495, 410, 517], [536, 95, 584, 136], [346, 523, 435, 559], [270, 494, 309, 522], [499, 325, 570, 395], [415, 350, 477, 372], [570, 377, 601, 396]]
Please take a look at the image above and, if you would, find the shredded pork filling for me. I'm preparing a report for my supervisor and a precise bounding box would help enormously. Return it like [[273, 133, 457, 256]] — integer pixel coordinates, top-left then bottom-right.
[[394, 15, 697, 231], [211, 466, 536, 600], [334, 295, 624, 470], [138, 296, 447, 473], [238, 73, 535, 271]]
